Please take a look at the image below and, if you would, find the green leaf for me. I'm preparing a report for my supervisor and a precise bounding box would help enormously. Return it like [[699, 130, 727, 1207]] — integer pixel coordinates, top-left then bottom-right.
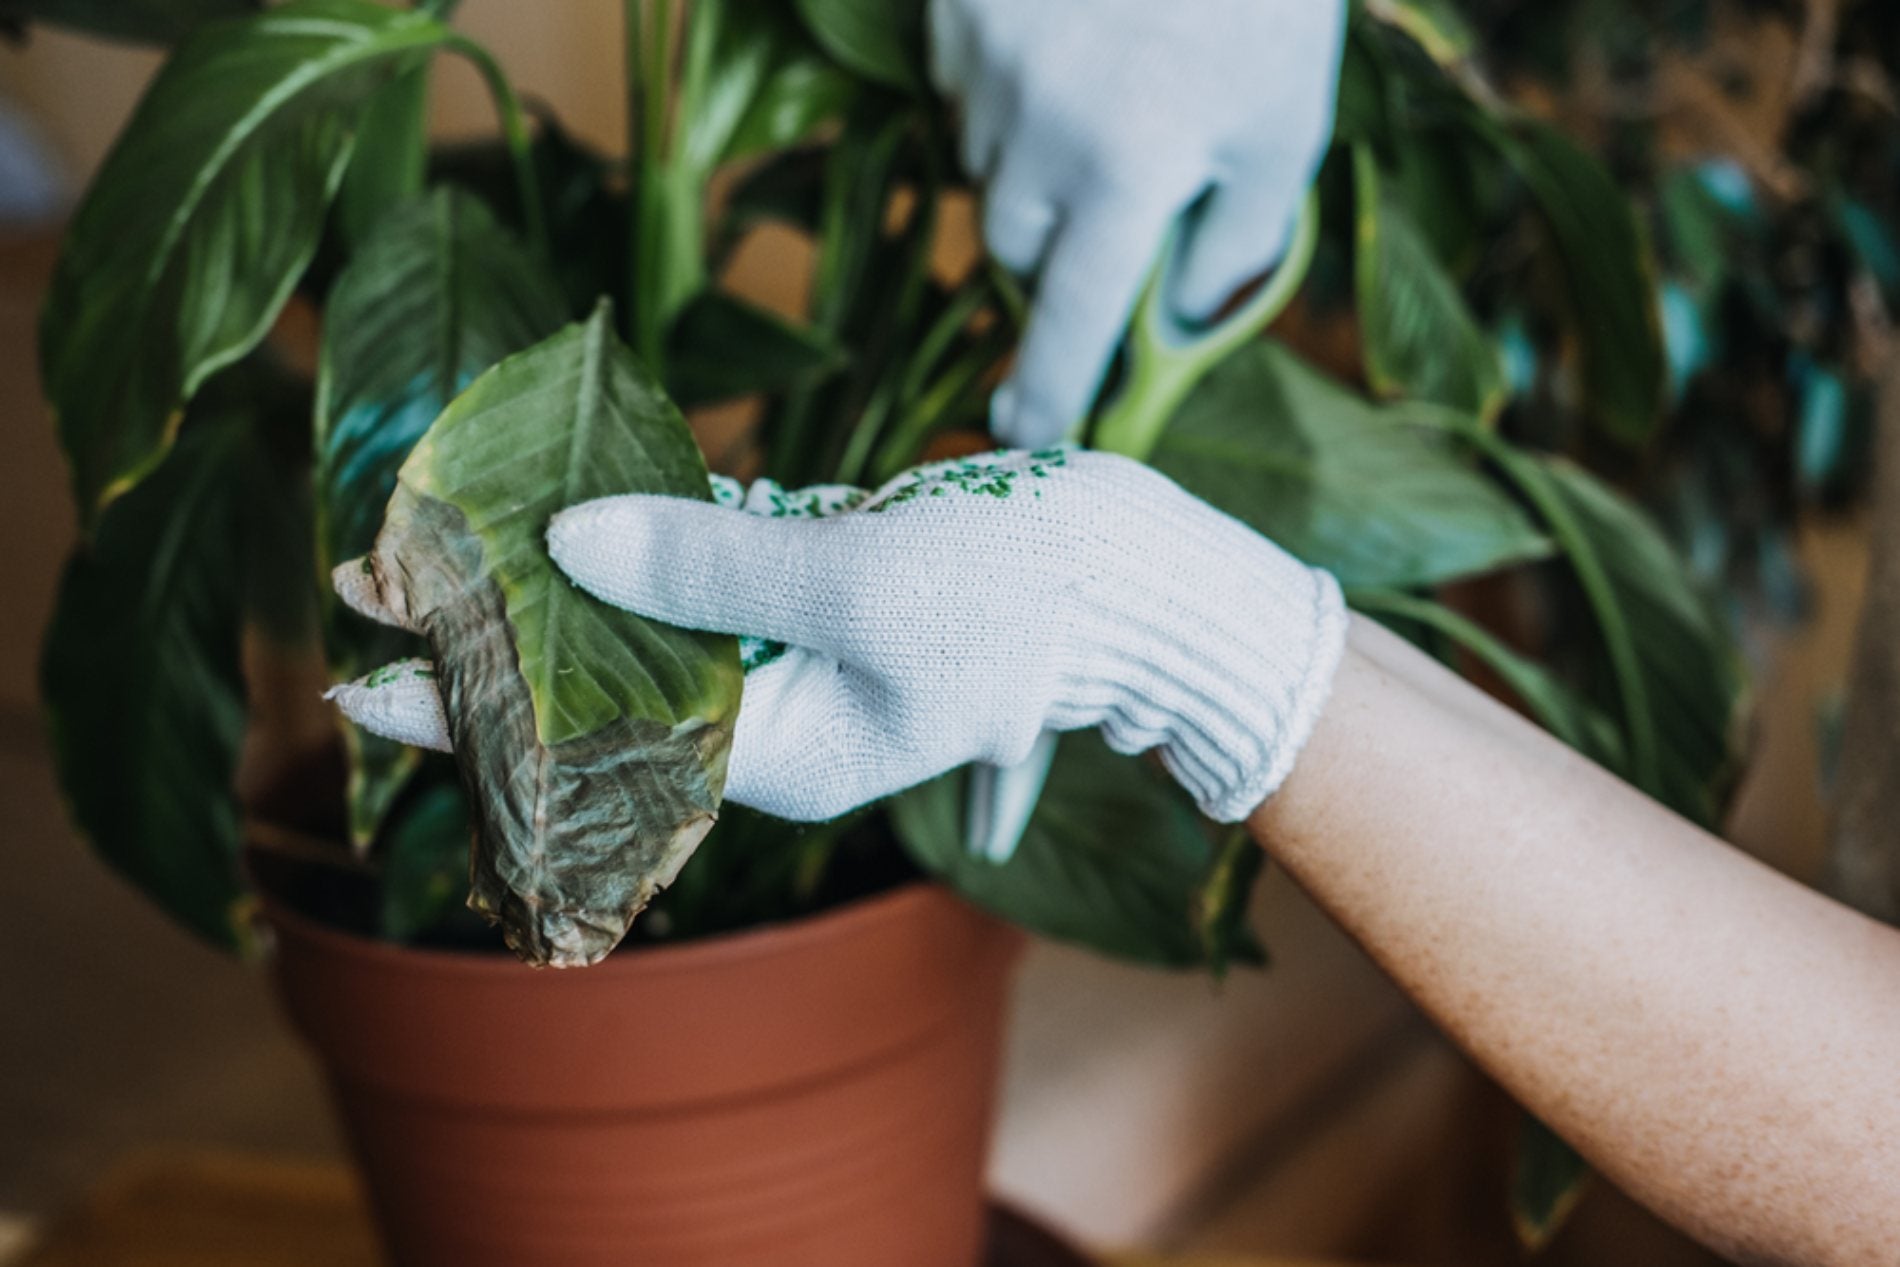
[[364, 302, 743, 966], [378, 779, 472, 942], [1492, 120, 1667, 447], [1196, 826, 1267, 980], [1513, 1116, 1592, 1250], [316, 187, 567, 847], [681, 0, 857, 171], [40, 400, 250, 948], [0, 0, 254, 44], [666, 290, 845, 408], [317, 188, 568, 577], [1390, 407, 1741, 822], [1532, 458, 1746, 826], [1151, 341, 1550, 589], [1349, 589, 1625, 769], [891, 735, 1256, 969], [40, 0, 456, 524], [1354, 146, 1506, 422], [336, 62, 432, 250], [431, 120, 628, 317], [791, 0, 925, 90], [1361, 0, 1478, 67]]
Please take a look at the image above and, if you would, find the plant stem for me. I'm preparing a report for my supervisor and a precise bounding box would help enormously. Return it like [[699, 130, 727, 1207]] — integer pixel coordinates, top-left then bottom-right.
[[447, 36, 548, 261], [1092, 191, 1319, 462], [624, 0, 643, 344]]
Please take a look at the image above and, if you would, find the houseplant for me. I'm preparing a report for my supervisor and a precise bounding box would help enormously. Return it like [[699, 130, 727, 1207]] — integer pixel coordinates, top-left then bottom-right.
[[22, 0, 1779, 1255]]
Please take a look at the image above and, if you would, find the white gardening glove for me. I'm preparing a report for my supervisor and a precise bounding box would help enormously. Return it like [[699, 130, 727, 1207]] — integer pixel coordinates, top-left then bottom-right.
[[329, 449, 1348, 825], [931, 0, 1347, 446]]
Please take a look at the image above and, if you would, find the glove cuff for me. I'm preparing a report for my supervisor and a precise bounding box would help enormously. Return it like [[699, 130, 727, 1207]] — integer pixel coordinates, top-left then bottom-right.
[[1181, 569, 1347, 822], [1065, 488, 1349, 823]]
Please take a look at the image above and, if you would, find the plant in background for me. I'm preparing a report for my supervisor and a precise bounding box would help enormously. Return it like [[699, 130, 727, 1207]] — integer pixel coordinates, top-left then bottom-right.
[[25, 0, 1784, 1246]]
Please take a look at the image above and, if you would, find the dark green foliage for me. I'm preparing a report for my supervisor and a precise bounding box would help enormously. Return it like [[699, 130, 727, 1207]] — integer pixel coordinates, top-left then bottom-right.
[[1, 0, 255, 44], [41, 395, 253, 947], [39, 0, 458, 525], [1154, 342, 1548, 588], [892, 734, 1265, 970]]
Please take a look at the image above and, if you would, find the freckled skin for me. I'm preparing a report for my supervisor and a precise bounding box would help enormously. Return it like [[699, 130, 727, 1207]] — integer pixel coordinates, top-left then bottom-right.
[[1251, 617, 1900, 1265]]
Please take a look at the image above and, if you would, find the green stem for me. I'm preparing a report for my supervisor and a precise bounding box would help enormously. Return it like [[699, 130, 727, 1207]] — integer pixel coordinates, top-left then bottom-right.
[[870, 327, 1011, 483], [447, 36, 547, 260], [624, 0, 643, 343], [1092, 190, 1320, 462], [837, 280, 991, 485]]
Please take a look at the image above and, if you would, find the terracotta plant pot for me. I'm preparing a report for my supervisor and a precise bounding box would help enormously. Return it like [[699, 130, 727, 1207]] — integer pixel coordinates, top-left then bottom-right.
[[262, 881, 1023, 1267]]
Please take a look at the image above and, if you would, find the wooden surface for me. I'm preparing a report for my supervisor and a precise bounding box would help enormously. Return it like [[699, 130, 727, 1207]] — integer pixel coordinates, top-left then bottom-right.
[[12, 1152, 1380, 1267]]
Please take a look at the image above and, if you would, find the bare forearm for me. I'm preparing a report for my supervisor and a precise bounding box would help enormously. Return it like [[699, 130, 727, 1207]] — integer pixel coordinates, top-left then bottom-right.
[[1254, 617, 1900, 1265]]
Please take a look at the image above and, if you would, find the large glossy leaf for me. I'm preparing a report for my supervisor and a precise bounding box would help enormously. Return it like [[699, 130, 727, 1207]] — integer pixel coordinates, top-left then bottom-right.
[[790, 0, 925, 89], [1354, 146, 1506, 422], [1151, 341, 1550, 589], [317, 187, 567, 847], [1493, 120, 1667, 447], [0, 0, 254, 44], [40, 402, 249, 948], [40, 0, 456, 524], [363, 302, 743, 966], [891, 735, 1262, 969]]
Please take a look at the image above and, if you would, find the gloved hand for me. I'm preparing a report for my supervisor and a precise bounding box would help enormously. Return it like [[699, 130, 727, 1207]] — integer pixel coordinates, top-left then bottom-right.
[[329, 449, 1348, 824], [930, 0, 1347, 447]]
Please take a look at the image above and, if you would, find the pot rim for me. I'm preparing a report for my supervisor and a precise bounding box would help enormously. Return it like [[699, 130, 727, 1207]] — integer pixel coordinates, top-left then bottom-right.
[[251, 859, 988, 980]]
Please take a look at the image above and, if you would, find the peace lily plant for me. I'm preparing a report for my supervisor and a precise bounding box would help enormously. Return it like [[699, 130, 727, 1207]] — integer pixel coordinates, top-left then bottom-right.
[[24, 0, 1750, 1243]]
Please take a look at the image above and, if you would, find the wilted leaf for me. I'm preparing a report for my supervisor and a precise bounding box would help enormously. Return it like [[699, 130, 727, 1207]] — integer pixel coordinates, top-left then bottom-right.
[[1152, 341, 1549, 589], [40, 0, 456, 523], [363, 302, 743, 966], [317, 187, 567, 848]]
